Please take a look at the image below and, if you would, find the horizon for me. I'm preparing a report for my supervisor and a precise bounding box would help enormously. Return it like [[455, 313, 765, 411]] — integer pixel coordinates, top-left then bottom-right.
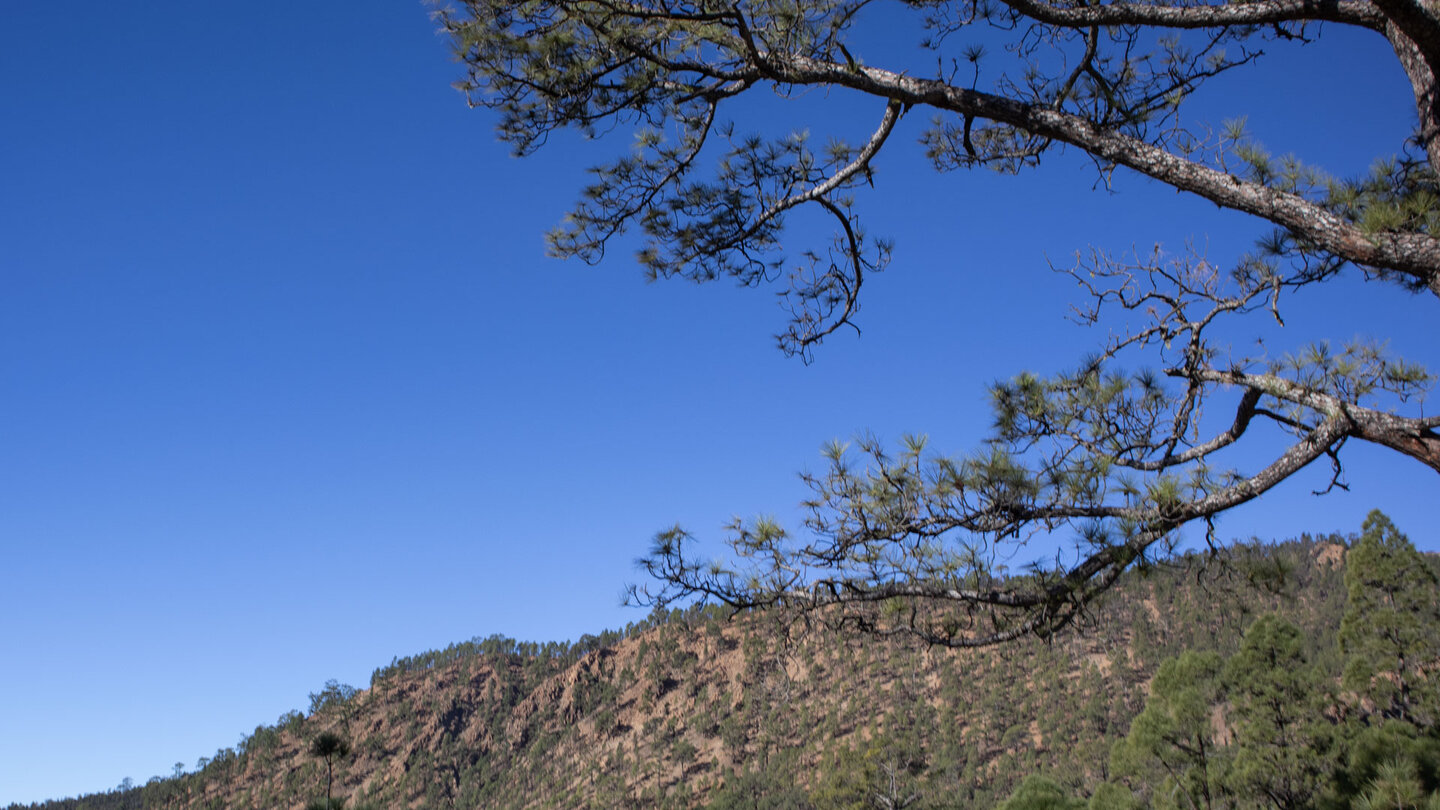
[[3, 3, 1436, 806], [1, 527, 1412, 807]]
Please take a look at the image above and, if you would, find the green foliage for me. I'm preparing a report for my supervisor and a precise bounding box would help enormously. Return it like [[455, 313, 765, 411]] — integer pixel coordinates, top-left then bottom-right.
[[1111, 650, 1228, 810], [1333, 721, 1440, 808], [1269, 343, 1432, 413], [309, 731, 349, 760], [309, 731, 351, 810], [674, 738, 700, 766], [279, 709, 305, 733], [1349, 758, 1440, 810], [1102, 512, 1438, 810], [1339, 511, 1440, 727], [1222, 615, 1333, 810], [810, 733, 926, 810], [998, 776, 1088, 810], [1087, 782, 1144, 810], [308, 680, 358, 717], [705, 764, 813, 810]]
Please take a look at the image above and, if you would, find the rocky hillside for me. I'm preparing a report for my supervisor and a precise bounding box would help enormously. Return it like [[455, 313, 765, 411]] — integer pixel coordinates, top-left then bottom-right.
[[7, 537, 1367, 810]]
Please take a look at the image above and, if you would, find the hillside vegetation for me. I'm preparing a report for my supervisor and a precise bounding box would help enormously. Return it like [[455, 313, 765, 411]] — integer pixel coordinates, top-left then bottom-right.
[[10, 515, 1437, 810]]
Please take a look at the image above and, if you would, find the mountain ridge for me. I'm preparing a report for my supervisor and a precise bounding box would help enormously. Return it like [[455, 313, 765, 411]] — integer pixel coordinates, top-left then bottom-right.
[[7, 536, 1383, 810]]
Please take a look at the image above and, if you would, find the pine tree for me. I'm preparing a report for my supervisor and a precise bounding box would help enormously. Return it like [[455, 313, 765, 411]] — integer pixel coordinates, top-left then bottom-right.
[[997, 776, 1088, 810], [1111, 651, 1229, 810], [1339, 511, 1440, 727], [308, 731, 351, 810], [1222, 615, 1333, 810]]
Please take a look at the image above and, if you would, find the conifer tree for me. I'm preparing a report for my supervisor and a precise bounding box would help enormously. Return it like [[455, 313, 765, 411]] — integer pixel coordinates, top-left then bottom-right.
[[1339, 511, 1440, 727], [1222, 615, 1333, 810], [810, 733, 926, 810], [1334, 721, 1440, 807], [1087, 782, 1144, 810], [309, 731, 351, 810], [1351, 759, 1440, 810], [998, 776, 1088, 810], [1110, 651, 1229, 810]]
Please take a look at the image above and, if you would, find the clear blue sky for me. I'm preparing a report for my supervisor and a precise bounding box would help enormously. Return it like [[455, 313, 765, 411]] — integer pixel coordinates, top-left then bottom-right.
[[2, 3, 1434, 805]]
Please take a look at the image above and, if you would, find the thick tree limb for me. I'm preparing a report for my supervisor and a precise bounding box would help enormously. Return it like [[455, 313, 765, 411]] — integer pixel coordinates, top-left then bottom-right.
[[1188, 367, 1440, 472], [769, 54, 1440, 296], [996, 0, 1385, 30]]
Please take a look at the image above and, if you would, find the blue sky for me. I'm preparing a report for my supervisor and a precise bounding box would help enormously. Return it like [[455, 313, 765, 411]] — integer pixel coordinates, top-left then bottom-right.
[[2, 3, 1435, 805]]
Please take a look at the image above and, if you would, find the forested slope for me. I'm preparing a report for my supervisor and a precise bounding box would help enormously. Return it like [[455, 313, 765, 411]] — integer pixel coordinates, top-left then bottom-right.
[[9, 521, 1435, 810]]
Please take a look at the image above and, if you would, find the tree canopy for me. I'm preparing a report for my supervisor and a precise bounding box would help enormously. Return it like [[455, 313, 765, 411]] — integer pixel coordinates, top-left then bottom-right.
[[309, 731, 351, 810], [1339, 510, 1440, 727], [441, 0, 1440, 645]]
